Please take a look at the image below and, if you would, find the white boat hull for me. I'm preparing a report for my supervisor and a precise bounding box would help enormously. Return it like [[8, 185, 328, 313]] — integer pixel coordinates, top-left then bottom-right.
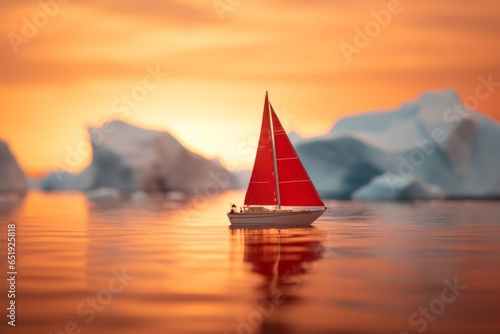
[[227, 209, 326, 228]]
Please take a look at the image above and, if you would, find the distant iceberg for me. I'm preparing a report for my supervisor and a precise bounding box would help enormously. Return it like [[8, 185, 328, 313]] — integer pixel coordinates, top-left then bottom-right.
[[42, 121, 233, 195], [39, 91, 500, 201], [0, 139, 27, 193], [295, 90, 500, 200]]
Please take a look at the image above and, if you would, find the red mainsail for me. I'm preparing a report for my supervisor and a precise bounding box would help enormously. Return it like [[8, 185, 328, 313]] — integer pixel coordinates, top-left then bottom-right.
[[244, 93, 277, 206], [244, 93, 324, 207]]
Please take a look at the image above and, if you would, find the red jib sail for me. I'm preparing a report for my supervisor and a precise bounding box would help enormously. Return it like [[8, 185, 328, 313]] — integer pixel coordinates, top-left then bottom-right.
[[270, 104, 324, 207], [244, 92, 324, 207]]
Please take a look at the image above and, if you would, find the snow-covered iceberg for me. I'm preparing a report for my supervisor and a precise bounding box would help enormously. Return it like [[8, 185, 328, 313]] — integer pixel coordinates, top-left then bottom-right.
[[296, 90, 500, 200], [42, 121, 233, 195], [0, 139, 27, 193]]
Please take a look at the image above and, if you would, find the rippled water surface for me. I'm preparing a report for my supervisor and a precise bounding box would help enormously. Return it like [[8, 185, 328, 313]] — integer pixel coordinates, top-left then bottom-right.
[[1, 191, 500, 334]]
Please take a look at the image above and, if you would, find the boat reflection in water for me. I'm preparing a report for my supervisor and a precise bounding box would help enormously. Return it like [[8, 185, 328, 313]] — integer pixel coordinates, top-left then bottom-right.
[[230, 227, 325, 334]]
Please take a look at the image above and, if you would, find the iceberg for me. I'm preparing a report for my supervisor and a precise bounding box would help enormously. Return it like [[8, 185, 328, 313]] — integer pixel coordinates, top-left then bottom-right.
[[352, 174, 445, 200], [295, 90, 500, 200], [0, 139, 27, 193], [42, 121, 233, 195], [86, 187, 121, 201], [231, 170, 251, 189], [41, 166, 93, 191]]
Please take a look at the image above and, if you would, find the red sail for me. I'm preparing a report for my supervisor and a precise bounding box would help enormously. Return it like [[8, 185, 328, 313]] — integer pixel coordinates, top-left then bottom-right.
[[270, 104, 324, 207], [244, 93, 277, 206]]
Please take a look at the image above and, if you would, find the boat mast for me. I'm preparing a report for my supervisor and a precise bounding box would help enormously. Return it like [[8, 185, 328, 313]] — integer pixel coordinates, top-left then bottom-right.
[[267, 91, 281, 209]]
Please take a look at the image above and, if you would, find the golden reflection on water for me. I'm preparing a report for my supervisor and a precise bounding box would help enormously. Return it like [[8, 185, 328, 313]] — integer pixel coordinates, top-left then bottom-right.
[[0, 191, 499, 334]]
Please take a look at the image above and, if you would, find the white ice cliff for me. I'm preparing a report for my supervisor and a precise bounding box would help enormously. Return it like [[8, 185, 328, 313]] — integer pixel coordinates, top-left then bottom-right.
[[295, 91, 500, 200], [41, 121, 232, 195]]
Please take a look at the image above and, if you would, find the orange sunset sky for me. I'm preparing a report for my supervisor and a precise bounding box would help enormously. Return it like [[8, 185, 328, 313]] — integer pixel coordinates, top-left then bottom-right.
[[1, 0, 500, 177]]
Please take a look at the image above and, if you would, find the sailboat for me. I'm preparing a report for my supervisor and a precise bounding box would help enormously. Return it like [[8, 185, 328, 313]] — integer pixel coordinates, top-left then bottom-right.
[[227, 92, 326, 227]]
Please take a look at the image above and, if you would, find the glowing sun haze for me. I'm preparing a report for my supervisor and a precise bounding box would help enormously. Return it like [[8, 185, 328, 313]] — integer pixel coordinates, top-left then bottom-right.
[[1, 0, 499, 176]]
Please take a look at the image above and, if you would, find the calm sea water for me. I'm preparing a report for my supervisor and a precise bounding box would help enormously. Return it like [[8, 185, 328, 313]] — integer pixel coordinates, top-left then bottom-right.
[[1, 191, 499, 334]]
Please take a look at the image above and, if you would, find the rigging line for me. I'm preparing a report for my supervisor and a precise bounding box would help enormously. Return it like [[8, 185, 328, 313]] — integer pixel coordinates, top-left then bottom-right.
[[279, 180, 310, 184], [276, 157, 298, 161]]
